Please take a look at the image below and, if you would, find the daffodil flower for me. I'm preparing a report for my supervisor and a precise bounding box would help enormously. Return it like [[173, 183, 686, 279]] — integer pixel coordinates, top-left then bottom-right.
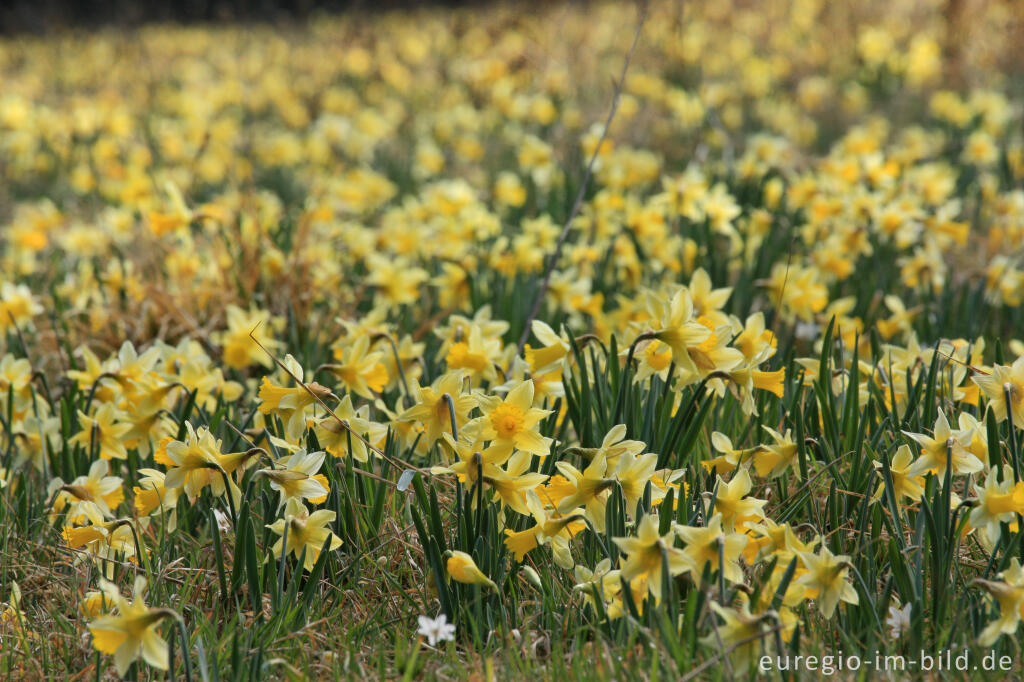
[[904, 409, 981, 481], [476, 380, 552, 459], [674, 513, 748, 585], [795, 546, 859, 618], [973, 356, 1024, 427], [257, 449, 330, 507], [613, 514, 689, 603], [87, 577, 174, 676], [397, 371, 476, 449], [445, 551, 498, 591], [68, 403, 132, 461], [267, 498, 343, 571]]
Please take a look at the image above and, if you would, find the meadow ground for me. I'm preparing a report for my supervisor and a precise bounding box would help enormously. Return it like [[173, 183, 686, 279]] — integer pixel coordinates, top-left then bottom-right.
[[2, 0, 1024, 679]]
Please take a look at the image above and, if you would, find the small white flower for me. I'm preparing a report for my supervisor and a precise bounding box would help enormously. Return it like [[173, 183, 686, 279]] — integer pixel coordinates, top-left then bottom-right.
[[886, 602, 912, 638], [417, 613, 456, 646], [213, 509, 232, 534]]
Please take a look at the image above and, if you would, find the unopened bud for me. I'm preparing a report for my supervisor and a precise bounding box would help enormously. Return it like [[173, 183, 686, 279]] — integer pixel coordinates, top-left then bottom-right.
[[521, 565, 542, 590]]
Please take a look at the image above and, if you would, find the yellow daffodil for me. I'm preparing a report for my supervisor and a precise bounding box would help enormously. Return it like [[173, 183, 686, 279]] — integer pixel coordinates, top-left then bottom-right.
[[613, 514, 689, 602], [475, 380, 553, 459], [267, 498, 343, 571], [796, 546, 859, 618], [88, 577, 173, 676], [446, 551, 498, 591], [674, 513, 748, 585]]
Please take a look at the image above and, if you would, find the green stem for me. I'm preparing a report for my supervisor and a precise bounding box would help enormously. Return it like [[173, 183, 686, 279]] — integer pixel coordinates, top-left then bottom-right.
[[382, 334, 411, 397], [400, 637, 421, 682], [1006, 386, 1020, 482], [216, 467, 238, 526], [443, 393, 459, 441], [175, 617, 193, 682]]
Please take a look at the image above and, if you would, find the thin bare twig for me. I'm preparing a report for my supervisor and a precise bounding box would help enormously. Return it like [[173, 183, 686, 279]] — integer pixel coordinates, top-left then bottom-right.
[[513, 0, 649, 364]]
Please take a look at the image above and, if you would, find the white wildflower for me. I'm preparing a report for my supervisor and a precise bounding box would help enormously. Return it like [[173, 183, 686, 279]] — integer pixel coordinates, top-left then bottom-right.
[[886, 602, 911, 638], [417, 613, 456, 646]]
